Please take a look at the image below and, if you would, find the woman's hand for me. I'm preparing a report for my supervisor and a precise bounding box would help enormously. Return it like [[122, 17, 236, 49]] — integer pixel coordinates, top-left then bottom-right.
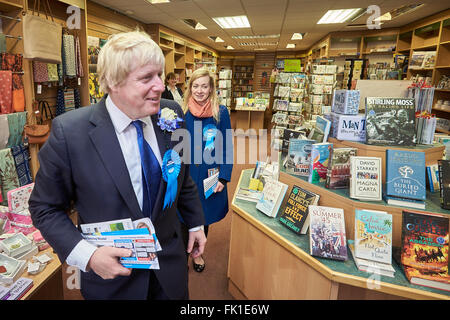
[[213, 181, 224, 193]]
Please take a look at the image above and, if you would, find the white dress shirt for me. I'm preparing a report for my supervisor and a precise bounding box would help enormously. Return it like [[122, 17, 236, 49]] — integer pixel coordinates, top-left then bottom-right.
[[66, 96, 200, 272]]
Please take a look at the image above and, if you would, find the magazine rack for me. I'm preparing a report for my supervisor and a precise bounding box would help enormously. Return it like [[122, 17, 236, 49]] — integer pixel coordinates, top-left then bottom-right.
[[228, 169, 450, 300]]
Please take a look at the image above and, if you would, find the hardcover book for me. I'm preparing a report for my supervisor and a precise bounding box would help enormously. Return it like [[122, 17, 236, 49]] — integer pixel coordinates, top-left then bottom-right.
[[401, 210, 449, 275], [349, 156, 382, 201], [309, 205, 348, 261], [438, 160, 450, 209], [354, 209, 393, 264], [325, 147, 357, 189], [386, 150, 426, 201], [281, 138, 314, 177], [256, 180, 288, 218], [365, 97, 416, 146], [278, 185, 320, 235], [308, 143, 332, 184], [402, 265, 450, 292]]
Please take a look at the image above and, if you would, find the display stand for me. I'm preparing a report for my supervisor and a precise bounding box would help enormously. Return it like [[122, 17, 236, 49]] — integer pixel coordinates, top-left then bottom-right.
[[234, 109, 265, 133], [228, 169, 450, 300]]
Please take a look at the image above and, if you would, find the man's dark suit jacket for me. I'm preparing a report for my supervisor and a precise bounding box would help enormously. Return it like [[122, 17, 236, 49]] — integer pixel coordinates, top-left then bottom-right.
[[29, 97, 204, 300]]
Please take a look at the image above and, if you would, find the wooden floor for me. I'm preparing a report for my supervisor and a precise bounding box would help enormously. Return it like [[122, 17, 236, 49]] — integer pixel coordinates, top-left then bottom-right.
[[62, 111, 267, 300]]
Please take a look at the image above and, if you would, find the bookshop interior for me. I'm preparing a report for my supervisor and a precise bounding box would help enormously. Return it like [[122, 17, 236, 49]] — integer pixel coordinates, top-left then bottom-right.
[[0, 0, 450, 301]]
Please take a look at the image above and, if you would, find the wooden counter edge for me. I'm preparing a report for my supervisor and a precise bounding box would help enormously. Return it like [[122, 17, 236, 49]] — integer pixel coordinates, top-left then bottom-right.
[[230, 170, 450, 300]]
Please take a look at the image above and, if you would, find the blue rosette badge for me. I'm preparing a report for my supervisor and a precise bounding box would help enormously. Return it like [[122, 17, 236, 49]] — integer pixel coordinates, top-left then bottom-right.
[[162, 149, 181, 210], [203, 124, 217, 151]]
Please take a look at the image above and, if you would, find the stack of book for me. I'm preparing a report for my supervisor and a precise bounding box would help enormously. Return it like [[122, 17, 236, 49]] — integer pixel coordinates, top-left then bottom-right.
[[352, 209, 395, 277], [400, 210, 449, 291]]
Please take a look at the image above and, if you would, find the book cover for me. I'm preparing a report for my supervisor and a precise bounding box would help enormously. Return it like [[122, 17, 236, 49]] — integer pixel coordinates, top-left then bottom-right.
[[234, 188, 262, 203], [281, 138, 314, 177], [332, 90, 360, 115], [403, 265, 450, 292], [401, 210, 449, 275], [256, 180, 288, 218], [308, 143, 332, 184], [334, 113, 366, 142], [325, 147, 357, 189], [278, 185, 320, 234], [409, 51, 425, 69], [386, 150, 426, 201], [365, 97, 416, 146], [355, 209, 393, 264], [348, 240, 395, 278], [350, 156, 382, 201], [309, 205, 348, 261], [7, 183, 34, 214], [438, 160, 450, 209], [308, 116, 331, 143]]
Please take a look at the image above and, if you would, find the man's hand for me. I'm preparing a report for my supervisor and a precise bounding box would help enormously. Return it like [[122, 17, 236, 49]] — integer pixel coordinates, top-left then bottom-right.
[[87, 246, 133, 280], [213, 181, 224, 193], [186, 229, 206, 259]]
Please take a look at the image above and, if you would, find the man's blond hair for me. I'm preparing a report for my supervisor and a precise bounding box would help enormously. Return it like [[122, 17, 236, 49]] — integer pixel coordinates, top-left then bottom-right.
[[97, 30, 165, 93]]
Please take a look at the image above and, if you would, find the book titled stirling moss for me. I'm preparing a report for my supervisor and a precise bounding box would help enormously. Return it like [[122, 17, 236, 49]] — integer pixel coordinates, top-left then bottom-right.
[[386, 150, 426, 207], [365, 97, 416, 146], [278, 185, 320, 234]]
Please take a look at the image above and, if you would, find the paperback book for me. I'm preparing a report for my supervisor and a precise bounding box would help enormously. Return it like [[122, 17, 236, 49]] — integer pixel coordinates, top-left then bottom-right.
[[426, 163, 440, 193], [309, 205, 348, 261], [308, 116, 331, 143], [365, 97, 416, 146], [348, 240, 395, 278], [401, 210, 449, 275], [278, 185, 320, 234], [349, 156, 382, 201], [325, 147, 357, 189], [256, 180, 288, 218], [354, 209, 393, 264], [332, 90, 360, 115], [438, 160, 450, 209], [281, 138, 314, 177], [308, 143, 332, 184], [385, 150, 426, 208]]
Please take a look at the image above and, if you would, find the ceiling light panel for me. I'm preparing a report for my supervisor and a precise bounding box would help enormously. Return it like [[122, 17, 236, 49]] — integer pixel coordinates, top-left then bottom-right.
[[317, 9, 362, 24], [213, 16, 251, 29], [232, 34, 279, 39]]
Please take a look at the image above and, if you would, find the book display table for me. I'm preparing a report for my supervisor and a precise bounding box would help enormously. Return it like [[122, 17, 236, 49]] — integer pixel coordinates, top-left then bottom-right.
[[228, 169, 450, 300], [234, 109, 265, 133]]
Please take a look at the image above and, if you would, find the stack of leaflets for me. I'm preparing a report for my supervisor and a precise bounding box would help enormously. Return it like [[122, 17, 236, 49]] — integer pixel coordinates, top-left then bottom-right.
[[81, 218, 161, 269]]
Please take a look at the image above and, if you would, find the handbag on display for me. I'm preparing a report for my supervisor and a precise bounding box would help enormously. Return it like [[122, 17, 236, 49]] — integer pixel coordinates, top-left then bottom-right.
[[22, 0, 62, 63], [23, 100, 50, 145]]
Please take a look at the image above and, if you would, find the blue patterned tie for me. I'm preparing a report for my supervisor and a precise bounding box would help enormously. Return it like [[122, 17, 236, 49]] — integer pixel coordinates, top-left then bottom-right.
[[132, 120, 161, 218]]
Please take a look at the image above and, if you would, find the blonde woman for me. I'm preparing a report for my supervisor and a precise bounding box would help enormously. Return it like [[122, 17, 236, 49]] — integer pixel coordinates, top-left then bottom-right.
[[181, 68, 233, 272]]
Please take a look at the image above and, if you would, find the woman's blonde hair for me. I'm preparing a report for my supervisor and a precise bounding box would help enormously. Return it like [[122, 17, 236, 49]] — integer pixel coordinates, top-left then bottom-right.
[[97, 30, 165, 93], [182, 68, 220, 122]]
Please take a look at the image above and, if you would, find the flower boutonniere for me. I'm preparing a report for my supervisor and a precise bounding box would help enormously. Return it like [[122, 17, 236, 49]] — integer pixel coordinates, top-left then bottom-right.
[[157, 108, 183, 132]]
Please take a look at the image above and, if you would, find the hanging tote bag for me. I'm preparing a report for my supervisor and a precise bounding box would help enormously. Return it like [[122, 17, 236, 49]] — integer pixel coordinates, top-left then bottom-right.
[[22, 0, 62, 64]]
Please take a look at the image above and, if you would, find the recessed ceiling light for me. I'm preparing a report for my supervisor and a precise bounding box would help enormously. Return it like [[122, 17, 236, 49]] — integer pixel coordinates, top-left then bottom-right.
[[125, 10, 134, 15], [374, 4, 424, 22], [239, 42, 258, 46], [286, 43, 295, 49], [182, 19, 207, 30], [213, 16, 250, 29], [317, 8, 362, 24], [226, 45, 234, 50], [208, 36, 224, 42], [232, 34, 279, 39], [291, 33, 305, 40], [147, 0, 170, 3]]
